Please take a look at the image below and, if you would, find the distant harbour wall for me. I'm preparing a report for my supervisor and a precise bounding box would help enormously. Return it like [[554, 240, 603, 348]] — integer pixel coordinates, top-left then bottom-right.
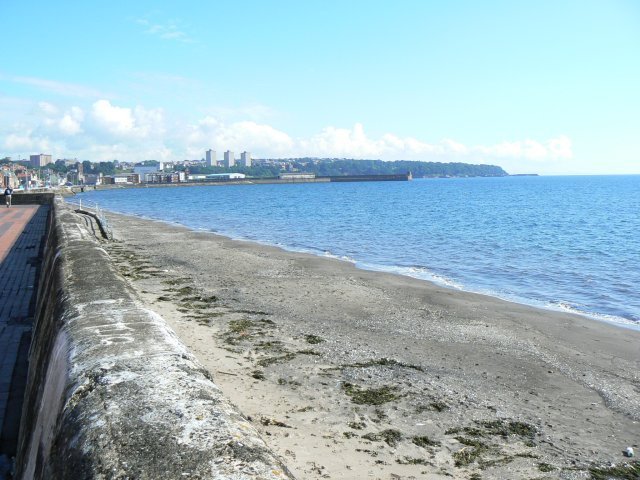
[[68, 172, 412, 192], [14, 197, 294, 479], [325, 173, 411, 182]]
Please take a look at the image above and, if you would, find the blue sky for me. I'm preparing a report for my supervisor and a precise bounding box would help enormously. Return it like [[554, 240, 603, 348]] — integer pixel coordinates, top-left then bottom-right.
[[1, 1, 639, 174]]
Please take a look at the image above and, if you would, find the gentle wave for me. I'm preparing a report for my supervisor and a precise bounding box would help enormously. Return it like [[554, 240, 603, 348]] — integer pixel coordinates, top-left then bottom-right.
[[69, 175, 640, 330]]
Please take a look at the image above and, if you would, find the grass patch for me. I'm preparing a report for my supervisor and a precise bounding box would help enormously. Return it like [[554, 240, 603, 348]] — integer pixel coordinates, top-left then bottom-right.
[[304, 334, 325, 344], [362, 429, 403, 447], [455, 436, 486, 447], [347, 421, 366, 430], [412, 435, 440, 448], [235, 309, 271, 316], [257, 352, 297, 367], [417, 401, 449, 413], [297, 349, 321, 356], [479, 420, 537, 438], [228, 319, 254, 334], [453, 444, 490, 468], [537, 462, 555, 472], [343, 431, 357, 439], [343, 357, 424, 372], [277, 378, 302, 386], [182, 294, 218, 303], [162, 278, 192, 286], [342, 383, 400, 405], [255, 341, 286, 353], [178, 302, 210, 310], [260, 417, 292, 428], [175, 286, 196, 296], [589, 462, 640, 480], [446, 420, 537, 440], [396, 457, 432, 465], [355, 448, 378, 457]]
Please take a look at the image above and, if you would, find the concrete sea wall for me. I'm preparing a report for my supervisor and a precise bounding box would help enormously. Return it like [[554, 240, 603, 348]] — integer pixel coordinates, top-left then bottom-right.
[[15, 198, 294, 479]]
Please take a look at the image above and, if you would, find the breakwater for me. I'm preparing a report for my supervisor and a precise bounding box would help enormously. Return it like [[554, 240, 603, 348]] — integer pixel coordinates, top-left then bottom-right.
[[14, 197, 294, 479]]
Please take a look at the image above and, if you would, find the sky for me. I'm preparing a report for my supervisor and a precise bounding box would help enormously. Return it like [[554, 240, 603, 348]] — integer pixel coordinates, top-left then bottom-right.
[[1, 1, 639, 175]]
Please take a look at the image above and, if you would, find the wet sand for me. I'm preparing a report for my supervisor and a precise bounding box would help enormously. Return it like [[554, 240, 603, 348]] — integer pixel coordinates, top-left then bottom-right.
[[104, 211, 639, 479]]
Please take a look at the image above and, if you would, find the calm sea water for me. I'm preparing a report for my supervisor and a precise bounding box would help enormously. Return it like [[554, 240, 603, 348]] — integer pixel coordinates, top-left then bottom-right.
[[72, 175, 640, 329]]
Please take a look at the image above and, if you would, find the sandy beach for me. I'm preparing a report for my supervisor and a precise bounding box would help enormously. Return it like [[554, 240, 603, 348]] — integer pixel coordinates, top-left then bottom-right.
[[103, 211, 639, 479]]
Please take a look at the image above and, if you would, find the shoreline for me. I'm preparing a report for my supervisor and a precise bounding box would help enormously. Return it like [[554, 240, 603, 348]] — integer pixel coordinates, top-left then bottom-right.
[[97, 207, 639, 333], [102, 210, 639, 479]]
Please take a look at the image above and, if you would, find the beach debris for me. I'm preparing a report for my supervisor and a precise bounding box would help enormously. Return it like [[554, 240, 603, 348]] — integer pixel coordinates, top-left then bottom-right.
[[589, 461, 640, 479], [260, 417, 292, 428], [342, 382, 400, 405], [304, 334, 325, 344], [624, 446, 634, 457], [362, 429, 403, 447], [412, 435, 440, 448]]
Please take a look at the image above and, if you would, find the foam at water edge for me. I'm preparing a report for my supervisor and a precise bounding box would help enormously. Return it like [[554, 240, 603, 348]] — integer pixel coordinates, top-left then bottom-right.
[[546, 301, 640, 331], [355, 262, 464, 289]]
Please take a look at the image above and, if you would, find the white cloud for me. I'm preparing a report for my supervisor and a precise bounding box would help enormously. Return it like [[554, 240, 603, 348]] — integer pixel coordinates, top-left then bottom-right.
[[38, 101, 59, 116], [49, 106, 85, 136], [185, 116, 293, 153], [58, 114, 82, 135], [4, 74, 106, 98], [89, 100, 164, 139], [476, 136, 573, 161], [548, 135, 573, 159], [91, 100, 135, 135], [0, 98, 575, 171], [3, 131, 51, 152], [136, 18, 194, 43]]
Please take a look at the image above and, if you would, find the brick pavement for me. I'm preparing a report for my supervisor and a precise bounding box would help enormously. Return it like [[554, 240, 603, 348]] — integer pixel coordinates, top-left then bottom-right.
[[0, 205, 49, 473]]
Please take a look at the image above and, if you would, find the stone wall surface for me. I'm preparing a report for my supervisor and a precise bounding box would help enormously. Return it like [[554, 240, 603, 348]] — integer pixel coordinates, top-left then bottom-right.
[[15, 198, 294, 479]]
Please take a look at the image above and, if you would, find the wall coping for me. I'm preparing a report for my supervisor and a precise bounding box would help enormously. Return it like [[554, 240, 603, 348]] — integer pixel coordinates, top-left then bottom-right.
[[15, 197, 294, 479]]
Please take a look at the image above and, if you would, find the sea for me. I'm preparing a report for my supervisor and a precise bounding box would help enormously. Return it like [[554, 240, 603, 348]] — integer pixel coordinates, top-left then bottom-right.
[[70, 175, 640, 330]]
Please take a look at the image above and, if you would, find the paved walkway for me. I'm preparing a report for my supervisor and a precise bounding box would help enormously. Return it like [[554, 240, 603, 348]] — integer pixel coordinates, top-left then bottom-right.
[[0, 205, 49, 475]]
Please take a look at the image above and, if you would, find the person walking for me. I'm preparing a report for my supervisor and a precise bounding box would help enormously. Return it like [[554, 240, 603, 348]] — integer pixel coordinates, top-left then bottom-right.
[[4, 186, 13, 208]]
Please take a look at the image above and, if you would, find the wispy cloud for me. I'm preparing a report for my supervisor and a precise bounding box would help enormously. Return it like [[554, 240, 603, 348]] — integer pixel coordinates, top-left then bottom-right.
[[2, 74, 108, 99], [136, 18, 195, 43]]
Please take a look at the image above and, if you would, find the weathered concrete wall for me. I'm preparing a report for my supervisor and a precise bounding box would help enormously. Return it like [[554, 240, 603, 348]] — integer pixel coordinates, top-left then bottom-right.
[[15, 198, 294, 479], [2, 192, 55, 205]]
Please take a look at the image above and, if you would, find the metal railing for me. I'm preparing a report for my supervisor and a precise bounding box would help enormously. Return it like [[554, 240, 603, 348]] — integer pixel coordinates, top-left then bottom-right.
[[65, 198, 113, 240]]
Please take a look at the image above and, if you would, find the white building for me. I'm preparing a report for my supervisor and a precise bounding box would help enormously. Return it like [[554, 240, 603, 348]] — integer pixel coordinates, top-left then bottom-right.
[[240, 151, 252, 167], [205, 149, 216, 167], [206, 173, 245, 181], [224, 150, 235, 168]]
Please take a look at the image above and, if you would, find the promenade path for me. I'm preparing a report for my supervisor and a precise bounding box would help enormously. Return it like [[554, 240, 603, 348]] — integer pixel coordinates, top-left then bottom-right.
[[0, 205, 49, 476]]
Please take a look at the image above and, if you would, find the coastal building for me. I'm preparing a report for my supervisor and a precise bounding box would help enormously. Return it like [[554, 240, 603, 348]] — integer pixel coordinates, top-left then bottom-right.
[[30, 154, 53, 168], [102, 173, 141, 185], [240, 151, 252, 167], [279, 172, 316, 181], [205, 173, 245, 181], [83, 173, 103, 185], [188, 174, 207, 181], [134, 164, 160, 176], [205, 149, 216, 167], [144, 173, 164, 183], [2, 169, 18, 188], [224, 151, 235, 168]]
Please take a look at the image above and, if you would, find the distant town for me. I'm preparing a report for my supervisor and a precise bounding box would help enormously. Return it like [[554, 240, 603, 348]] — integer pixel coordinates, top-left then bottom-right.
[[1, 150, 509, 189]]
